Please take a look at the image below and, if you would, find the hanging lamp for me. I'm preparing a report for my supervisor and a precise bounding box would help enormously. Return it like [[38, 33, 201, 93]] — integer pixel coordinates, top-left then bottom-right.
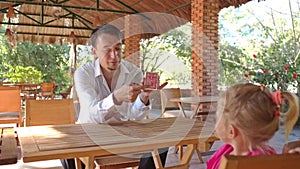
[[69, 31, 77, 44], [93, 16, 101, 27], [5, 28, 12, 37], [7, 6, 16, 19], [69, 31, 76, 39]]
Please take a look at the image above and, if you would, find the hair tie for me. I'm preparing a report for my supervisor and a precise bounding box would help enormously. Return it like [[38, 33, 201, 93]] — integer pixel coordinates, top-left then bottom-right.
[[272, 90, 282, 116]]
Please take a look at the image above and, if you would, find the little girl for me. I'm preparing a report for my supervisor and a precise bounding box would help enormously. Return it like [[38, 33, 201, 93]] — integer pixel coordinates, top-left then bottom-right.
[[207, 83, 299, 169]]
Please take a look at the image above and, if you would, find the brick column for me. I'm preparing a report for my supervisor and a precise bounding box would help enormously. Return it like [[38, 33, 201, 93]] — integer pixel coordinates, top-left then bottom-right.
[[124, 15, 142, 67], [191, 0, 219, 97]]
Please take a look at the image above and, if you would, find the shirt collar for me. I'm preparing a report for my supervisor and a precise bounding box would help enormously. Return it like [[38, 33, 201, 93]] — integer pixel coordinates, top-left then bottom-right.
[[94, 58, 101, 78]]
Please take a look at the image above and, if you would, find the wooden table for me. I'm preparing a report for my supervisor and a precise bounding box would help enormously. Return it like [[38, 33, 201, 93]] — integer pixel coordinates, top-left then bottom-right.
[[3, 83, 40, 99], [17, 117, 217, 169], [169, 96, 219, 119], [19, 83, 40, 99], [0, 127, 18, 165]]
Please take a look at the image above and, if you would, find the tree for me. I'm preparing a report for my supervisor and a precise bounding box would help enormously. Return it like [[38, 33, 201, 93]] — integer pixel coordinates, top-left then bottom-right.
[[0, 33, 71, 92], [140, 24, 192, 87], [219, 0, 299, 95]]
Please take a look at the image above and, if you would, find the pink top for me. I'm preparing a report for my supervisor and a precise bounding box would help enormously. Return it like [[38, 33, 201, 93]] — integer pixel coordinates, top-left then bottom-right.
[[206, 144, 276, 169]]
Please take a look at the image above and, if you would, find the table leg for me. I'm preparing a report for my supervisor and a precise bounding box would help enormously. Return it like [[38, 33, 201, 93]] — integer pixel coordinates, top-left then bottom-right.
[[179, 144, 196, 165], [195, 145, 204, 163], [75, 158, 82, 169], [191, 103, 201, 119], [78, 156, 94, 169], [152, 149, 163, 169], [176, 103, 187, 118]]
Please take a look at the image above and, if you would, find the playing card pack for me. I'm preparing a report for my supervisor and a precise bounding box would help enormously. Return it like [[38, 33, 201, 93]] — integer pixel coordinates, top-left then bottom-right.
[[145, 72, 160, 89]]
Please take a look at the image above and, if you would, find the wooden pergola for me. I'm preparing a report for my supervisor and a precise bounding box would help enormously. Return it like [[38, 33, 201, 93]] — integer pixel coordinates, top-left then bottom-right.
[[0, 0, 258, 97]]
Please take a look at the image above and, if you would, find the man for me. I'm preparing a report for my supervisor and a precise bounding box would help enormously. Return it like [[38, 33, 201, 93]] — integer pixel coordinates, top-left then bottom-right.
[[61, 24, 168, 169]]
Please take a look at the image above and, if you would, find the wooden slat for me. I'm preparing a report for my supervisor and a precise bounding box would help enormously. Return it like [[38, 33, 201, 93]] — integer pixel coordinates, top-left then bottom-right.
[[219, 154, 300, 169], [0, 128, 18, 165]]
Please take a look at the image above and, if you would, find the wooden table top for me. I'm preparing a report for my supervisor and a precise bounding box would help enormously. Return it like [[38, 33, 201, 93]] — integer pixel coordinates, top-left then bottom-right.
[[17, 117, 217, 163], [169, 96, 219, 104]]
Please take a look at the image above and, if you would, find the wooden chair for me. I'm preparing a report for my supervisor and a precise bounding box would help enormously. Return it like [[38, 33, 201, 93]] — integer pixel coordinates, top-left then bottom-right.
[[0, 87, 23, 127], [59, 85, 72, 99], [25, 99, 75, 126], [160, 88, 192, 118], [219, 153, 300, 169], [39, 82, 55, 100], [282, 139, 300, 154], [0, 86, 19, 90]]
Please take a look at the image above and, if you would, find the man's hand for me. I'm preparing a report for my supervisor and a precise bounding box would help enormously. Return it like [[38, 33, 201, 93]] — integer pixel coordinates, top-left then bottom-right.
[[113, 83, 146, 104], [139, 82, 168, 105]]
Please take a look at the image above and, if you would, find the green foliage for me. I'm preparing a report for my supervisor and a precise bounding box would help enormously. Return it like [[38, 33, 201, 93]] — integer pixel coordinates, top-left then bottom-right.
[[0, 35, 71, 92], [140, 24, 191, 87], [243, 33, 299, 92], [218, 42, 247, 87], [4, 65, 43, 83], [218, 2, 299, 94], [76, 45, 93, 68]]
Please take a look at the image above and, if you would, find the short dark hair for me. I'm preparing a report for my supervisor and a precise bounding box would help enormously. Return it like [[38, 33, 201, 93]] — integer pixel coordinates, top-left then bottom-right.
[[90, 24, 123, 47]]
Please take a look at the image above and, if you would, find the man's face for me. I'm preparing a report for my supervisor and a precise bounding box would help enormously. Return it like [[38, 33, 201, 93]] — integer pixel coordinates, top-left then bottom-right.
[[92, 33, 122, 72]]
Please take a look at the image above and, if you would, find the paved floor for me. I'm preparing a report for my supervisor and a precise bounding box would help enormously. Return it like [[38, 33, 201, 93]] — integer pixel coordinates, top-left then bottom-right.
[[1, 109, 300, 169]]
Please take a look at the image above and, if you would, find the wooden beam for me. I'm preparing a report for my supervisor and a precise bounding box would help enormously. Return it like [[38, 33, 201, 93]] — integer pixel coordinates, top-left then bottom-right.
[[0, 0, 135, 14]]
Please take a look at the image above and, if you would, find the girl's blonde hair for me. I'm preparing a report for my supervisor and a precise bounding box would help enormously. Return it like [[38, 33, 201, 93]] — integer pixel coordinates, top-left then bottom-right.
[[218, 83, 299, 150]]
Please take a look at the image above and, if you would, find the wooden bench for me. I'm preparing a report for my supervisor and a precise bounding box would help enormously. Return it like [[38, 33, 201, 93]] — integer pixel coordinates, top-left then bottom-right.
[[95, 155, 140, 169], [78, 155, 140, 169], [0, 127, 18, 165]]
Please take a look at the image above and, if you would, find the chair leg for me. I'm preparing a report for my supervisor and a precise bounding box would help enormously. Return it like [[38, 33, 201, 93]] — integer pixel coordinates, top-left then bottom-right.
[[75, 158, 83, 169], [195, 148, 204, 163], [174, 145, 183, 160]]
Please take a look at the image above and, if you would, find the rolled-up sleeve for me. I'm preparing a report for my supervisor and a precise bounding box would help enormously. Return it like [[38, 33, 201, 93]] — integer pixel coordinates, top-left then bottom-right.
[[131, 96, 150, 120]]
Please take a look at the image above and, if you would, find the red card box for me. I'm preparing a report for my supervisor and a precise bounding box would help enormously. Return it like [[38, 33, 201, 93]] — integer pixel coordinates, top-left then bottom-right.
[[145, 72, 160, 89]]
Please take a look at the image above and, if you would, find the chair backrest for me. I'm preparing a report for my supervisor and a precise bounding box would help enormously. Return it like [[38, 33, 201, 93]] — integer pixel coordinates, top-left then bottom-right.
[[0, 82, 12, 86], [25, 99, 75, 126], [66, 85, 72, 93], [40, 82, 54, 99], [282, 139, 300, 153], [41, 82, 54, 92], [0, 88, 22, 126], [160, 88, 181, 113], [219, 154, 300, 169], [0, 86, 20, 90]]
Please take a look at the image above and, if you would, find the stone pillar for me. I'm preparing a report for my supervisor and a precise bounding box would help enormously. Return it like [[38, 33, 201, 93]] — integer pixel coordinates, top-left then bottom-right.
[[124, 15, 142, 67], [191, 0, 219, 97]]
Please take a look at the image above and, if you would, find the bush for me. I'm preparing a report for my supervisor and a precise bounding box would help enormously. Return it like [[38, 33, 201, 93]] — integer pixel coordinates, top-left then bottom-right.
[[4, 65, 43, 84]]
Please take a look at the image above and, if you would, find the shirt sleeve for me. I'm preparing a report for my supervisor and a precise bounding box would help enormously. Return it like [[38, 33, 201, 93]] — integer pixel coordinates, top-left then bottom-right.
[[131, 95, 150, 120]]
